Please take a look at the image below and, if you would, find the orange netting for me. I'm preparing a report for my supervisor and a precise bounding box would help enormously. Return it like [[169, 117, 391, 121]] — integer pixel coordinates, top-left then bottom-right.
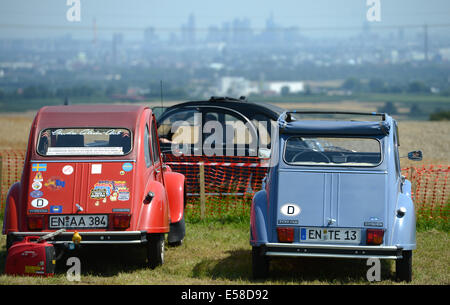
[[0, 150, 26, 209], [0, 149, 448, 220], [402, 165, 449, 219], [165, 154, 268, 219]]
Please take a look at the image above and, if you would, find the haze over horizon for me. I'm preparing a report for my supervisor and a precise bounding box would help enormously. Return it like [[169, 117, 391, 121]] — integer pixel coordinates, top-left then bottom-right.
[[0, 0, 449, 40]]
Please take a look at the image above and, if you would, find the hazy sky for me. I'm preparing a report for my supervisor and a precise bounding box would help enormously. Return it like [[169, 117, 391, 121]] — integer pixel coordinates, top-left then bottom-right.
[[0, 0, 449, 39]]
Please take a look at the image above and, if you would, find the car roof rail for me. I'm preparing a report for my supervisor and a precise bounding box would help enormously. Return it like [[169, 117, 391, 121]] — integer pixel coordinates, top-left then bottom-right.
[[209, 96, 246, 102], [279, 111, 386, 123]]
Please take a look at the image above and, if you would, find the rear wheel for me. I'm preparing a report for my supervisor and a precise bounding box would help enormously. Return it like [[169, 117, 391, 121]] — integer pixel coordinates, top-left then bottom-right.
[[396, 250, 412, 282], [252, 246, 269, 279], [146, 233, 165, 269]]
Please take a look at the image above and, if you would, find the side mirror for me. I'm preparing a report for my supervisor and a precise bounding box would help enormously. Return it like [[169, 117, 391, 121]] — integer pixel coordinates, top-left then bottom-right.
[[258, 148, 271, 159], [407, 150, 423, 161]]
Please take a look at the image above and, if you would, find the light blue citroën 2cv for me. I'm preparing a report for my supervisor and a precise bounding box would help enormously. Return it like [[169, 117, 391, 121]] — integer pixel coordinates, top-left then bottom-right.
[[250, 111, 422, 282]]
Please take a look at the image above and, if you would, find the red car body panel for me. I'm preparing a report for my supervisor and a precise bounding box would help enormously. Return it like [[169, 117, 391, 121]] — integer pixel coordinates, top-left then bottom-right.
[[3, 105, 185, 245]]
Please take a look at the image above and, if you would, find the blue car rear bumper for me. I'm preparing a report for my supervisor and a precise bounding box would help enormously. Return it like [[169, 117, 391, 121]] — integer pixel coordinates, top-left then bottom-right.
[[263, 243, 403, 259]]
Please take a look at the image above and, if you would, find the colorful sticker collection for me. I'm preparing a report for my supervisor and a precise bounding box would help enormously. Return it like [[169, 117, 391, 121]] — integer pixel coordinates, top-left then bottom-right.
[[29, 163, 133, 213], [90, 180, 130, 203]]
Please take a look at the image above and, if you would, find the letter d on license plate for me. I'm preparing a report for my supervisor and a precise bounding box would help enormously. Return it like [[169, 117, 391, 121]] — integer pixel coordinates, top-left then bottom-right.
[[300, 227, 361, 243], [49, 214, 108, 229]]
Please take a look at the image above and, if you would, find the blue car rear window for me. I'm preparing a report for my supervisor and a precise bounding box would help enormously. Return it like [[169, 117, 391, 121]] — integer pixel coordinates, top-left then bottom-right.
[[284, 136, 381, 166]]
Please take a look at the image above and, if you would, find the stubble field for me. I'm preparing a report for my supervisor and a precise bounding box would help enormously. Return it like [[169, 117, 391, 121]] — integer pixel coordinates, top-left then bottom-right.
[[1, 110, 448, 167]]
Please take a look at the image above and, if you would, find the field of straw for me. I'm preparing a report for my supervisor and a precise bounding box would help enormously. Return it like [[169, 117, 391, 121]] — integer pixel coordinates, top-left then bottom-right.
[[0, 109, 448, 167]]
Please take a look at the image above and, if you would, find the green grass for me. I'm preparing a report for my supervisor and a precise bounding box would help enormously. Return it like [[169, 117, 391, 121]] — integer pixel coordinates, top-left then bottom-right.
[[416, 215, 449, 232], [0, 217, 448, 285]]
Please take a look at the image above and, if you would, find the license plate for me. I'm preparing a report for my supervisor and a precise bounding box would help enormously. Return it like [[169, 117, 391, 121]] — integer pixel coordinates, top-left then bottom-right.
[[49, 214, 108, 229], [300, 227, 361, 243]]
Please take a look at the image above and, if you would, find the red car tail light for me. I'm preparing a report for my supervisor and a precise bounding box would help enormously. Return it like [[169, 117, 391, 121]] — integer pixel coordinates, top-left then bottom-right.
[[112, 214, 131, 229], [277, 227, 294, 243], [366, 229, 384, 245], [27, 215, 44, 230]]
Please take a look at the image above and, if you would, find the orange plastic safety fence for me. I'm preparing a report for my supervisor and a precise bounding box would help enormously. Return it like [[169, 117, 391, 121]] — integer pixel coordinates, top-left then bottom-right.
[[402, 165, 449, 219], [0, 150, 26, 210], [165, 154, 267, 219], [0, 149, 448, 220]]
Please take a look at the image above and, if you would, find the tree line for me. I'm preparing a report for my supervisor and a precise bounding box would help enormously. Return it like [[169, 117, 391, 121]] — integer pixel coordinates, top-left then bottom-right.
[[0, 81, 188, 100]]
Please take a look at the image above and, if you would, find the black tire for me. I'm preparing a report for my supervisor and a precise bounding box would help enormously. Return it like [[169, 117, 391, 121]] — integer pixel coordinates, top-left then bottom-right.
[[396, 250, 412, 282], [146, 233, 165, 269], [168, 215, 185, 247], [252, 246, 269, 279], [6, 234, 15, 251]]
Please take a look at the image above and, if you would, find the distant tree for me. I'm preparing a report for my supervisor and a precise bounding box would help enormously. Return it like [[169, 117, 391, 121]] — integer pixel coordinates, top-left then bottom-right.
[[342, 77, 362, 92], [23, 85, 52, 99], [429, 110, 450, 121], [440, 88, 450, 97], [105, 83, 127, 96], [0, 89, 4, 100], [56, 88, 70, 98], [368, 78, 385, 93], [377, 101, 398, 115], [23, 86, 37, 98], [408, 81, 429, 94], [409, 104, 422, 117], [72, 85, 95, 97], [386, 84, 403, 94]]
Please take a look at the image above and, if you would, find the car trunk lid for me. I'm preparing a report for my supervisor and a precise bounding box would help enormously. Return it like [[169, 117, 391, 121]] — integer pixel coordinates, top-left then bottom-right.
[[276, 170, 386, 228], [27, 161, 134, 219]]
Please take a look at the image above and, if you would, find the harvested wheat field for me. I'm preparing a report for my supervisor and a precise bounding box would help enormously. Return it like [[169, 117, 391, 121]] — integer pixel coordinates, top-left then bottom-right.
[[1, 110, 448, 166], [397, 121, 450, 167], [0, 112, 35, 150]]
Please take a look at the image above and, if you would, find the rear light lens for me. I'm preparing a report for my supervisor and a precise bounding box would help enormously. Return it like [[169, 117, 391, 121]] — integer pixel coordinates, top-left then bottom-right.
[[27, 215, 44, 230], [366, 229, 384, 245], [112, 214, 131, 229], [277, 227, 294, 243]]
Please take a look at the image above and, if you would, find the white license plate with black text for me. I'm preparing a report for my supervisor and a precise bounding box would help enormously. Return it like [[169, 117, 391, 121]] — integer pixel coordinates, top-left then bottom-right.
[[300, 227, 361, 243], [49, 214, 108, 229]]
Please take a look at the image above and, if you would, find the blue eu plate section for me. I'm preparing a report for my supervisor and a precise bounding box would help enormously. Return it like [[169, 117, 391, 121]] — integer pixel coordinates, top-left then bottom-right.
[[300, 228, 307, 241], [50, 205, 63, 213]]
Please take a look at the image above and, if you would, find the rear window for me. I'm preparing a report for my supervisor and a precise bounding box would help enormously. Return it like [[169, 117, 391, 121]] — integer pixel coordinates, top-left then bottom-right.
[[37, 128, 132, 156], [284, 136, 381, 166]]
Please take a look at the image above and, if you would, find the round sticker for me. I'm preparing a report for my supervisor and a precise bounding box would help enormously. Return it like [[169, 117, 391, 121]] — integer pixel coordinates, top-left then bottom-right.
[[30, 190, 43, 198], [62, 165, 74, 175], [280, 203, 301, 216], [122, 163, 133, 172], [31, 198, 48, 208], [32, 181, 42, 190]]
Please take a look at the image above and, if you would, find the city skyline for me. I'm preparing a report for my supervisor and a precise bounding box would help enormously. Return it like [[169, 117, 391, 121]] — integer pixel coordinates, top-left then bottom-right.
[[0, 0, 449, 40]]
